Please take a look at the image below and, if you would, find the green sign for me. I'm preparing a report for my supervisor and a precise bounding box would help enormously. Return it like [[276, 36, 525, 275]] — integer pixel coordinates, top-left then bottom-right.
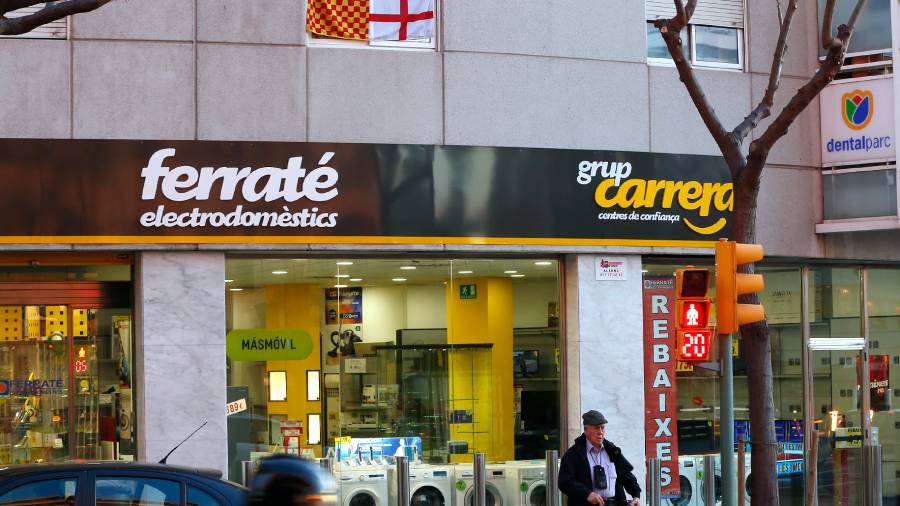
[[459, 284, 477, 299], [226, 329, 314, 361]]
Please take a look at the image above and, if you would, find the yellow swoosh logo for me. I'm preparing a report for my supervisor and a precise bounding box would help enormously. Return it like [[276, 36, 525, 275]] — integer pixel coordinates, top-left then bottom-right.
[[684, 217, 727, 235]]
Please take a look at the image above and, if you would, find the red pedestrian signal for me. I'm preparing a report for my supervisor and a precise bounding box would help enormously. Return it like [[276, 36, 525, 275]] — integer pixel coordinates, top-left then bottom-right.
[[675, 267, 713, 362]]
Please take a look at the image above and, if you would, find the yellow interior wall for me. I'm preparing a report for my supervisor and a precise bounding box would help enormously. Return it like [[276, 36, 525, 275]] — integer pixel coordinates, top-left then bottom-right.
[[265, 284, 323, 457], [447, 277, 513, 462]]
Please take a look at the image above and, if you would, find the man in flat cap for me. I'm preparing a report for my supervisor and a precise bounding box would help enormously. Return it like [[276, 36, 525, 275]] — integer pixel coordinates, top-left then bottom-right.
[[558, 410, 641, 506]]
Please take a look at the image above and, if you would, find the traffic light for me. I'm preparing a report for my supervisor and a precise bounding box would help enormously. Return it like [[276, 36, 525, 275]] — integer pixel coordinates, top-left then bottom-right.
[[715, 239, 765, 334], [675, 267, 712, 362]]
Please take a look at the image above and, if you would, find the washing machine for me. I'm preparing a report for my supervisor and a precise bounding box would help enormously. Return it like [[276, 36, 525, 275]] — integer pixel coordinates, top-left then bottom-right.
[[507, 460, 561, 506], [666, 455, 701, 506], [453, 464, 516, 506], [337, 465, 389, 506], [388, 464, 454, 506]]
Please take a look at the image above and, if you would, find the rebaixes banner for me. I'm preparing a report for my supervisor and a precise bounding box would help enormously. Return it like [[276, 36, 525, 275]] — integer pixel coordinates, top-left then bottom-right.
[[0, 139, 731, 245]]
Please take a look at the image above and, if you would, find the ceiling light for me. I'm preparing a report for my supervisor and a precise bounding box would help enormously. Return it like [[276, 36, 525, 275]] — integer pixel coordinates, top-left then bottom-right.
[[334, 284, 348, 288], [336, 261, 354, 266], [504, 270, 518, 274], [511, 274, 525, 278], [272, 270, 288, 275], [392, 278, 407, 282], [534, 261, 553, 266], [458, 270, 473, 275], [229, 288, 243, 292], [225, 279, 234, 283], [350, 278, 363, 282], [335, 274, 349, 278], [400, 266, 416, 270]]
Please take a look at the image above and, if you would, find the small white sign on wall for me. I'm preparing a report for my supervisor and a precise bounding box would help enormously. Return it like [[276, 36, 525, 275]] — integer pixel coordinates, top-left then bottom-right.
[[226, 398, 247, 416], [595, 257, 627, 281]]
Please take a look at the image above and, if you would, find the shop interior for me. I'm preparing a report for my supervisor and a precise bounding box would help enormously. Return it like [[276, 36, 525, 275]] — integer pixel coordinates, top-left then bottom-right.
[[225, 257, 563, 492], [644, 262, 900, 506], [0, 257, 134, 465]]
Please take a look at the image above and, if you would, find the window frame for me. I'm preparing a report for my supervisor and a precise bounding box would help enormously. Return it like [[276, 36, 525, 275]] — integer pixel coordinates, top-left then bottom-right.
[[646, 21, 744, 71], [305, 0, 440, 51]]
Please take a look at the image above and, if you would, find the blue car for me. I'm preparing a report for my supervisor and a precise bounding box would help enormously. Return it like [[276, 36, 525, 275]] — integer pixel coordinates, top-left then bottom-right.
[[0, 461, 248, 506]]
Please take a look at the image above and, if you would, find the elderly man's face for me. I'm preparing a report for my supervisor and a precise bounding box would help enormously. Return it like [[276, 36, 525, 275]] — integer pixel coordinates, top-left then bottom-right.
[[584, 423, 606, 447]]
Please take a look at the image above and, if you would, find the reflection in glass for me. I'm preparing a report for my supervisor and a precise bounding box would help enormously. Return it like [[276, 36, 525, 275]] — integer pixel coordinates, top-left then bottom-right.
[[823, 169, 897, 220], [819, 0, 891, 54], [694, 25, 739, 64]]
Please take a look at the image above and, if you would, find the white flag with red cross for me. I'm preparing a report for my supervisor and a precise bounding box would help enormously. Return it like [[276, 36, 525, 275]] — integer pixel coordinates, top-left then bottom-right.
[[369, 0, 434, 41]]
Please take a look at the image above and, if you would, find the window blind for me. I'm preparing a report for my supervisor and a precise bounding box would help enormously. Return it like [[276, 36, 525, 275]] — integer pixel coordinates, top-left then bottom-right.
[[646, 0, 744, 28]]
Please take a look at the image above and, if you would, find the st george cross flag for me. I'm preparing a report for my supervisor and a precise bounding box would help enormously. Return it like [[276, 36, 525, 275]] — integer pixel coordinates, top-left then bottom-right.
[[369, 0, 434, 41], [307, 0, 369, 40]]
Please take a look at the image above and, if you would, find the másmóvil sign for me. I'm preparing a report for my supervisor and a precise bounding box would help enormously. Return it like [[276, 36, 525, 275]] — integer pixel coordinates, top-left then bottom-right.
[[821, 76, 894, 164]]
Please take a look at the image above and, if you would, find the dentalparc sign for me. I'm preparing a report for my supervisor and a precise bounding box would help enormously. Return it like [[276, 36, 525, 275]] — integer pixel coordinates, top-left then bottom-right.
[[0, 139, 731, 246]]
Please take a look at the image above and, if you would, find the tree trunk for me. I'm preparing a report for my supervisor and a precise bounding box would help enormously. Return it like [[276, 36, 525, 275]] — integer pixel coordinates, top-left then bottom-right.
[[731, 168, 780, 505]]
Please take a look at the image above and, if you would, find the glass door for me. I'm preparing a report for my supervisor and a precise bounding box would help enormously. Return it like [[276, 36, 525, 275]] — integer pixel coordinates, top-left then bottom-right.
[[810, 341, 867, 506]]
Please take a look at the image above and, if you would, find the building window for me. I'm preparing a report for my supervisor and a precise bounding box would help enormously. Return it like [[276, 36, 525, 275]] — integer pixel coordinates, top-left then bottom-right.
[[306, 0, 438, 50], [647, 21, 742, 69]]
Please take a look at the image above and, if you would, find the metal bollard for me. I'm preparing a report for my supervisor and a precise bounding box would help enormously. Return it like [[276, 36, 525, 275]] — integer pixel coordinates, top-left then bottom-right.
[[395, 455, 410, 506], [319, 457, 333, 477], [703, 455, 716, 506], [474, 452, 487, 506], [241, 460, 254, 487], [646, 458, 662, 506], [863, 445, 883, 506], [546, 450, 560, 506]]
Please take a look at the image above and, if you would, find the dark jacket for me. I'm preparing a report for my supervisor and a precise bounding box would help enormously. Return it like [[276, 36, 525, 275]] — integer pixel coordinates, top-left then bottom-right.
[[558, 434, 641, 506]]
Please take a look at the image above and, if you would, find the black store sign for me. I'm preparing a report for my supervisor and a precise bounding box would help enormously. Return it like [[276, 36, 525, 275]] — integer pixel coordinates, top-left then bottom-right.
[[0, 140, 732, 246]]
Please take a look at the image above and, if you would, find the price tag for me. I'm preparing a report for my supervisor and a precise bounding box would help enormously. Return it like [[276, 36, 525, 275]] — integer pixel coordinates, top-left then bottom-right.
[[226, 398, 247, 416]]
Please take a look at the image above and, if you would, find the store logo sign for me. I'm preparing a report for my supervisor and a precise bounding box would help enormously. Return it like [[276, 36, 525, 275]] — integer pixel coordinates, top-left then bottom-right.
[[0, 378, 65, 395], [576, 161, 732, 236], [0, 380, 9, 396], [139, 148, 341, 230], [843, 90, 873, 130]]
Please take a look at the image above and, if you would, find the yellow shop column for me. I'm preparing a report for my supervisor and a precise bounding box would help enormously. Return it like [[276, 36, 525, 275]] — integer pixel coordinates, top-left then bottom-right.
[[447, 277, 514, 462], [265, 284, 323, 456]]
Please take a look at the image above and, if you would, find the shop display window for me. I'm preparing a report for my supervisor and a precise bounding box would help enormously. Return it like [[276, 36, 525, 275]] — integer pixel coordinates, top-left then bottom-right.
[[224, 257, 562, 486], [0, 259, 134, 465]]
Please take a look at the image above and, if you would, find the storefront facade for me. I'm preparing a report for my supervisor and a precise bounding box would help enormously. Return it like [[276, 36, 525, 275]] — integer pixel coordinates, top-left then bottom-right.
[[1, 1, 898, 505]]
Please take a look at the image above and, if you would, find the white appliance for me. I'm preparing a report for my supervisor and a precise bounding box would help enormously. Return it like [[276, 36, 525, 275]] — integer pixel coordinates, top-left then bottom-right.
[[388, 464, 454, 506], [666, 455, 701, 506], [337, 465, 389, 506], [507, 460, 561, 506], [453, 464, 516, 506]]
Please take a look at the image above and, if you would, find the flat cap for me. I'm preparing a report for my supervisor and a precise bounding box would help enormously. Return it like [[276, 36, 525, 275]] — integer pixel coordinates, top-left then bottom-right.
[[582, 410, 608, 426]]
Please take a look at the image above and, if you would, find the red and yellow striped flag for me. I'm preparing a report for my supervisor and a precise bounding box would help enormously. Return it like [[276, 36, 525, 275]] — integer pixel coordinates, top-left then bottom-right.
[[307, 0, 369, 40]]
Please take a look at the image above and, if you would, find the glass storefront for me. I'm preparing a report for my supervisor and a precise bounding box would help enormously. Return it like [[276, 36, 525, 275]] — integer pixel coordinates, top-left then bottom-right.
[[224, 256, 562, 504], [645, 261, 900, 506], [0, 257, 135, 464]]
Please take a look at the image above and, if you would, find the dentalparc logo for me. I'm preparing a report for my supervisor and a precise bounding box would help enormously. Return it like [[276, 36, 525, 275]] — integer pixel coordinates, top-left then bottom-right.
[[843, 89, 873, 131]]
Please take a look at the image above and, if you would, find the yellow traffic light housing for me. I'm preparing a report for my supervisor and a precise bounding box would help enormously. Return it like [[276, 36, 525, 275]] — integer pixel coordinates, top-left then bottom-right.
[[715, 239, 765, 334]]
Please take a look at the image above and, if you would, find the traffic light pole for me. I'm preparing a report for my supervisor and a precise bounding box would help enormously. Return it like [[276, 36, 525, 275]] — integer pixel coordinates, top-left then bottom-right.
[[720, 332, 737, 506]]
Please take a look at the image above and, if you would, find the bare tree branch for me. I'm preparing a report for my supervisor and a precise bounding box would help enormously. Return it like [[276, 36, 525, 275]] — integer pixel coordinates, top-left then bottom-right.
[[821, 0, 836, 48], [655, 16, 744, 174], [670, 0, 697, 31], [0, 0, 111, 35], [0, 0, 45, 17], [731, 0, 799, 143]]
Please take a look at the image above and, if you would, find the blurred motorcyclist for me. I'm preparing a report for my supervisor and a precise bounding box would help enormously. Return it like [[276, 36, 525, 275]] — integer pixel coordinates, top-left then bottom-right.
[[248, 454, 336, 506]]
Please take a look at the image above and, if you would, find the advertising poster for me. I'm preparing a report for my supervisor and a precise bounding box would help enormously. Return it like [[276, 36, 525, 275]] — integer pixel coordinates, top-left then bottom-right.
[[325, 286, 363, 324], [858, 354, 891, 412], [642, 276, 680, 499]]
